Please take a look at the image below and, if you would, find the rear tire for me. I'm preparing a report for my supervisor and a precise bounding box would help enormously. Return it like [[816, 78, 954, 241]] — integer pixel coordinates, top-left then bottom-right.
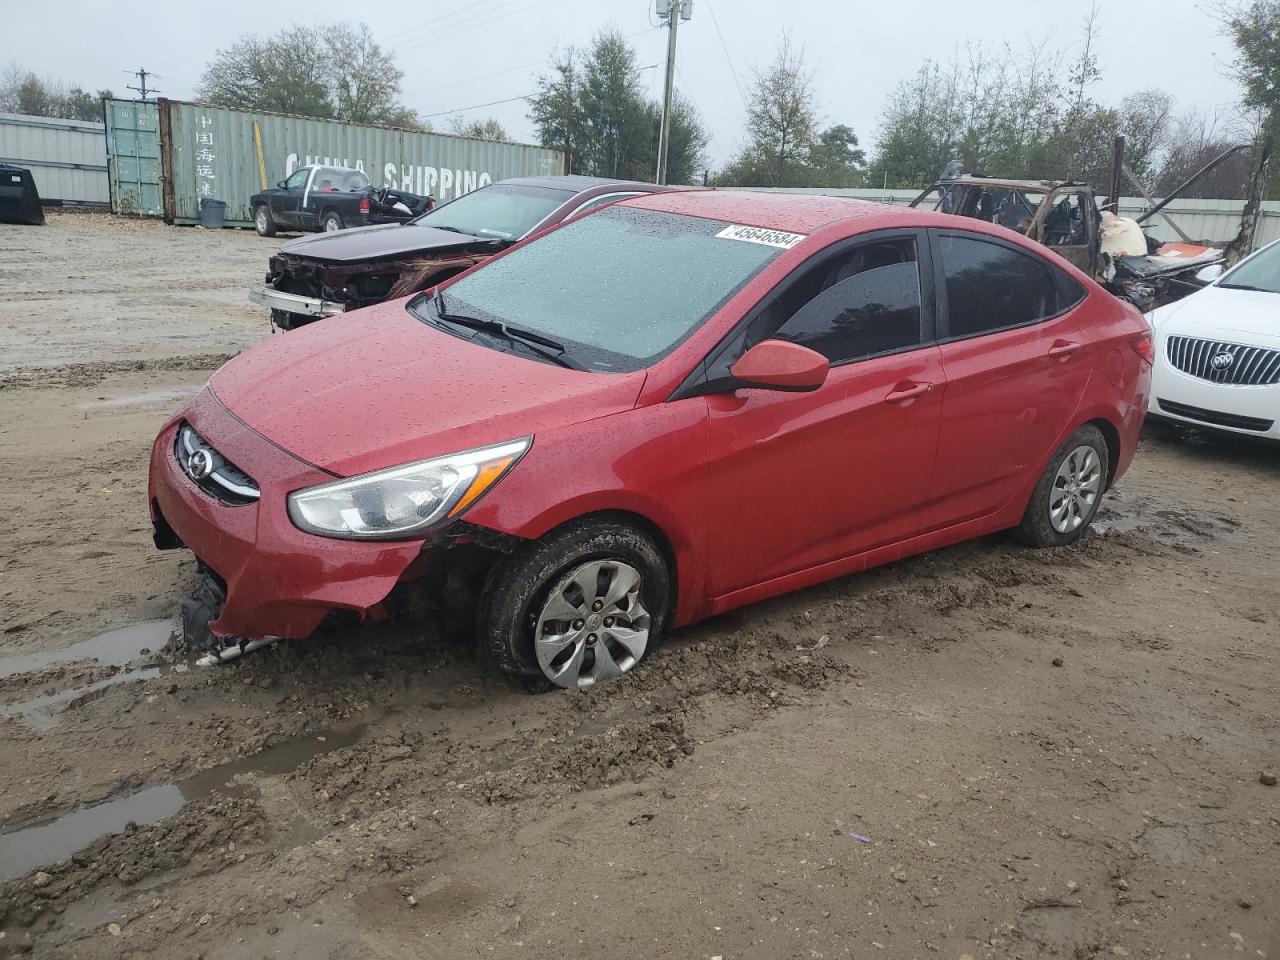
[[254, 204, 276, 237], [476, 518, 671, 689], [1014, 424, 1109, 547], [321, 210, 343, 232]]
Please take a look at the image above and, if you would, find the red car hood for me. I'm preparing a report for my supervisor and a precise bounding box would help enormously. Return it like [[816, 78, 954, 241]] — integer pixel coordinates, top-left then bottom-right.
[[210, 299, 647, 476]]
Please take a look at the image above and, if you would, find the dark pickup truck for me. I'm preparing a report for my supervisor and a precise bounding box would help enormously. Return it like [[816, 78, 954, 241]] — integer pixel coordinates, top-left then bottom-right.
[[249, 164, 431, 236]]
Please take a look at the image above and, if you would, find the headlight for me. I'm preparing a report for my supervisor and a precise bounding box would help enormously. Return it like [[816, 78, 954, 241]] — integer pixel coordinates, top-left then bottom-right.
[[287, 438, 530, 540]]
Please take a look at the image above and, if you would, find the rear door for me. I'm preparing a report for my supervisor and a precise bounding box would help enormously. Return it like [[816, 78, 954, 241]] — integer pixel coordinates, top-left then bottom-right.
[[919, 230, 1093, 531], [698, 230, 947, 597]]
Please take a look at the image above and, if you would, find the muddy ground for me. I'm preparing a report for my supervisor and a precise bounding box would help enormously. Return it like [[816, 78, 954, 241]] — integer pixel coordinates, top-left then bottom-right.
[[0, 213, 1277, 959]]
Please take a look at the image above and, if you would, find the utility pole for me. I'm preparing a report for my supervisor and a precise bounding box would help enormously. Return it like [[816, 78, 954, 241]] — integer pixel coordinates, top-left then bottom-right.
[[126, 67, 159, 101], [655, 0, 691, 185]]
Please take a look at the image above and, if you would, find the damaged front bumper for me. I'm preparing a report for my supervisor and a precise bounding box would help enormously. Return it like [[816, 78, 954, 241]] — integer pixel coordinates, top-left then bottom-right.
[[248, 285, 346, 319], [148, 388, 425, 642]]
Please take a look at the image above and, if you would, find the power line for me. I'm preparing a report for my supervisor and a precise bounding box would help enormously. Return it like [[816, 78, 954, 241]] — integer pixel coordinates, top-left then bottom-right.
[[382, 0, 514, 43], [394, 0, 554, 56], [403, 27, 661, 103], [419, 92, 536, 120], [404, 57, 550, 98], [704, 0, 749, 113]]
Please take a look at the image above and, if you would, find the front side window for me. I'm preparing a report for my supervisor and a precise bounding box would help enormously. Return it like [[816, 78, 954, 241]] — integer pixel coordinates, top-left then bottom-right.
[[772, 239, 923, 363], [412, 183, 575, 240], [938, 234, 1058, 338], [284, 168, 309, 190], [412, 206, 786, 370]]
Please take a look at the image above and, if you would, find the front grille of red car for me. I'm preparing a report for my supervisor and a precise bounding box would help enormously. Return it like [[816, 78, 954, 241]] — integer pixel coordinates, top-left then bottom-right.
[[174, 422, 260, 505]]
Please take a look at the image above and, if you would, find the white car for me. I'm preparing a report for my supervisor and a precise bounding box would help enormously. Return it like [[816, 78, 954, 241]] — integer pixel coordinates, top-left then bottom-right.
[[1146, 237, 1280, 439]]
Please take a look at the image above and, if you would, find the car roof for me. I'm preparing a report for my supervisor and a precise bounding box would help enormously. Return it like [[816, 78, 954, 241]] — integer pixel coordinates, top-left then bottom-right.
[[618, 189, 942, 234], [499, 174, 678, 196]]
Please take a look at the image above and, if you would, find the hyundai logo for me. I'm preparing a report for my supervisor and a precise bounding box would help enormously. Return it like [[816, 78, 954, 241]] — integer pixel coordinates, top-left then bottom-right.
[[1210, 351, 1235, 371], [185, 448, 215, 481]]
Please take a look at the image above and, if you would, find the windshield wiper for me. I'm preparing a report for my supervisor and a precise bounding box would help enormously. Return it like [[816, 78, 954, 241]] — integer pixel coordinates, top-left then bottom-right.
[[432, 291, 586, 370], [1218, 282, 1271, 293]]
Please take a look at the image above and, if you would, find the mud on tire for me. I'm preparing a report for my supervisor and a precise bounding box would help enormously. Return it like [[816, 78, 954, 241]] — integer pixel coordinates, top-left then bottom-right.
[[1014, 423, 1110, 548], [476, 517, 672, 684]]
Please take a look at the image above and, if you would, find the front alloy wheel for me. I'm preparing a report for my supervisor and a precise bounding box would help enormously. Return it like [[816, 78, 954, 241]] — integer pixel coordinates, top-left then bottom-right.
[[534, 560, 651, 688], [475, 518, 671, 689]]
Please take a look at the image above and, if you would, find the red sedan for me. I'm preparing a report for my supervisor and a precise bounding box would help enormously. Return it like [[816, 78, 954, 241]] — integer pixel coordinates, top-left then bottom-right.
[[149, 191, 1152, 689]]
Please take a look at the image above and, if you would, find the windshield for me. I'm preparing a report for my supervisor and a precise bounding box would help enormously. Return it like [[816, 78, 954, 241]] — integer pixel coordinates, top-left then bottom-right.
[[1219, 240, 1280, 294], [312, 167, 370, 193], [410, 183, 574, 240], [410, 205, 787, 371]]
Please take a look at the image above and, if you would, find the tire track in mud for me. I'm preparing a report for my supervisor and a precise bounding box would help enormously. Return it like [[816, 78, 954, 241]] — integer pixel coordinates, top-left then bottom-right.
[[0, 494, 1246, 954]]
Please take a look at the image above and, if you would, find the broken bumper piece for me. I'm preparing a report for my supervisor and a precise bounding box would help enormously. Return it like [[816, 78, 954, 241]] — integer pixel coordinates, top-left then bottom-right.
[[248, 285, 346, 318], [148, 387, 424, 643]]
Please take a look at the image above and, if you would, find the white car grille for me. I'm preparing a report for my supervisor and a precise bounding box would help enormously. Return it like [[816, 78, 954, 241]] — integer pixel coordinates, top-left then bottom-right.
[[1166, 335, 1280, 386]]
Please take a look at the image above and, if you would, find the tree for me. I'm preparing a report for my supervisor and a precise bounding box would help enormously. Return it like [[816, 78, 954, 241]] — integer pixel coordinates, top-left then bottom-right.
[[576, 29, 650, 179], [806, 125, 866, 187], [1222, 0, 1280, 133], [720, 35, 819, 186], [0, 65, 112, 120], [450, 116, 509, 142], [197, 23, 421, 128], [644, 91, 710, 184], [529, 49, 587, 171], [527, 29, 708, 182], [324, 23, 405, 125]]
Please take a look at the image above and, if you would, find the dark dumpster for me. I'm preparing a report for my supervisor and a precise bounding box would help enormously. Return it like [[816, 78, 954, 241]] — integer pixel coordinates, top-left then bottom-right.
[[0, 164, 45, 225]]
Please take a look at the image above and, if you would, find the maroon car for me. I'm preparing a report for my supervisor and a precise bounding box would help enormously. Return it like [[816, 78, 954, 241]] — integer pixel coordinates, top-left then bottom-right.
[[249, 175, 675, 330]]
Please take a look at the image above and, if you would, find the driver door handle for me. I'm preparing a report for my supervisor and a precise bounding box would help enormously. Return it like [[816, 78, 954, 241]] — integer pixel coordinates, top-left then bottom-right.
[[1048, 340, 1082, 358], [884, 382, 934, 404]]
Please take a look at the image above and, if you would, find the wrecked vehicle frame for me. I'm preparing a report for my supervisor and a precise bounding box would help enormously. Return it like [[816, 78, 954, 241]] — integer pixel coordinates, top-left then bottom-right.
[[909, 175, 1226, 310]]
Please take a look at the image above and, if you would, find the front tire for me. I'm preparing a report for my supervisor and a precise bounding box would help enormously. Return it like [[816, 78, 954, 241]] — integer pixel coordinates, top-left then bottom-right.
[[321, 210, 343, 232], [254, 204, 276, 237], [1014, 424, 1109, 547], [477, 518, 671, 689]]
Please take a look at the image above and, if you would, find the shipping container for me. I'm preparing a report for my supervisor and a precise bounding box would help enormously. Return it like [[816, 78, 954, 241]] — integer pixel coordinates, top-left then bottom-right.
[[103, 98, 568, 228], [0, 111, 109, 205]]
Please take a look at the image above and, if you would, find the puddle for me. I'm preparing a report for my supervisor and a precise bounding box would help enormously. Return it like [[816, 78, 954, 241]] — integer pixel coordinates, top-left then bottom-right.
[[0, 725, 365, 882], [0, 619, 176, 681], [0, 661, 188, 731], [1092, 495, 1239, 548], [78, 386, 194, 410]]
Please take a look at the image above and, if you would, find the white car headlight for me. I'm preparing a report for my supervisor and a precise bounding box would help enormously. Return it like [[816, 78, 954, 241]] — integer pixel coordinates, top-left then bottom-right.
[[288, 438, 530, 540]]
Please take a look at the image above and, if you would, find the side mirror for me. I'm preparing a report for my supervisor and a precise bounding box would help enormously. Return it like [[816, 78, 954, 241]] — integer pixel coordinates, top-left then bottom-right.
[[277, 180, 287, 189], [1195, 263, 1224, 284], [729, 339, 829, 392]]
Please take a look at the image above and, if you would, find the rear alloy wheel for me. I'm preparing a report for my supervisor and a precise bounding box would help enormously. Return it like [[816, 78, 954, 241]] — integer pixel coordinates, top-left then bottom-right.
[[1014, 424, 1109, 547], [322, 211, 343, 233], [254, 204, 276, 237], [477, 519, 671, 689]]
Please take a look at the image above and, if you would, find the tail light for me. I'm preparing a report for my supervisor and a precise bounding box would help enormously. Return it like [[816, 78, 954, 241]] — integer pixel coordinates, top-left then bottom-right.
[[1131, 332, 1154, 365], [359, 197, 371, 215]]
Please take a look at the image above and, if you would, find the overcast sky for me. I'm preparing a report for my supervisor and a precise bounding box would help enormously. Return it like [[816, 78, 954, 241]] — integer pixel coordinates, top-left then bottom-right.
[[4, 0, 1245, 169]]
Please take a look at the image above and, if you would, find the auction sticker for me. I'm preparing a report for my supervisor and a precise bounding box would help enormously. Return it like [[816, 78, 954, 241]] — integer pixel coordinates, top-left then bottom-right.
[[715, 224, 807, 249]]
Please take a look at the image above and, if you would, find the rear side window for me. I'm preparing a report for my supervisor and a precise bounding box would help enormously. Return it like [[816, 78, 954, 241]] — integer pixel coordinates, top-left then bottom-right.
[[772, 238, 923, 364], [938, 234, 1059, 338]]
